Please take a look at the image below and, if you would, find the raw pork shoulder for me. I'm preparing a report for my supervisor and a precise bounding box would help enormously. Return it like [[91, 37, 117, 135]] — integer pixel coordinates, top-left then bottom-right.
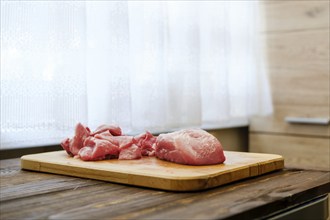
[[155, 129, 226, 165]]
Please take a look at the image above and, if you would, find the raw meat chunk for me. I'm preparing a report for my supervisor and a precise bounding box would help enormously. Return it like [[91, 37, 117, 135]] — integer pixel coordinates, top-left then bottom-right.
[[61, 123, 225, 165], [61, 138, 72, 156], [155, 129, 226, 165], [60, 123, 91, 156], [91, 124, 122, 136], [78, 137, 119, 161], [94, 130, 156, 158], [133, 131, 156, 156], [114, 136, 134, 148], [95, 132, 133, 148], [91, 131, 141, 160], [118, 144, 142, 160]]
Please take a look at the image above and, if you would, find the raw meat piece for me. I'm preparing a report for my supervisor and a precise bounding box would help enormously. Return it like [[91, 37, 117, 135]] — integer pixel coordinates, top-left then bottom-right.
[[92, 131, 142, 160], [78, 137, 119, 161], [61, 123, 91, 156], [91, 124, 122, 136], [95, 132, 133, 148], [94, 131, 119, 146], [61, 138, 72, 156], [95, 131, 155, 158], [118, 144, 142, 160], [114, 136, 134, 148], [155, 129, 226, 165], [133, 131, 156, 156], [61, 123, 225, 165]]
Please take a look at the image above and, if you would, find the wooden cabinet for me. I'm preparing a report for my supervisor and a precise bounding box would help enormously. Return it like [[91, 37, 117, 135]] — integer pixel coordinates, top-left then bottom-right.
[[250, 133, 329, 170], [249, 1, 330, 171]]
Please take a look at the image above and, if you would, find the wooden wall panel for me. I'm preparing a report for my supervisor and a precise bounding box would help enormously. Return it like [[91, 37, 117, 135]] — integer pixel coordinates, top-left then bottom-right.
[[250, 0, 329, 177], [261, 1, 329, 32], [250, 133, 330, 171], [269, 29, 329, 108], [250, 1, 329, 136]]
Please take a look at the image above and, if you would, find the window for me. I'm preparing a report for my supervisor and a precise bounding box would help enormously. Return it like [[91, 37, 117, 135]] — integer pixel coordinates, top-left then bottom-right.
[[0, 1, 272, 149]]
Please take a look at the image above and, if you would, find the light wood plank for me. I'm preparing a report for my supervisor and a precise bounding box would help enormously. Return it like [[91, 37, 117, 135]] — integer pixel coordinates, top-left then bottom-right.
[[251, 29, 330, 136], [250, 106, 330, 137], [20, 150, 284, 191], [261, 0, 329, 33], [249, 133, 330, 171], [266, 29, 329, 74]]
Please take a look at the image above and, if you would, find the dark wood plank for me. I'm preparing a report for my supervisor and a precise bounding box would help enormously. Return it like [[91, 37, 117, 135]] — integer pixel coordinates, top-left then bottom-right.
[[1, 164, 105, 202], [1, 176, 103, 202], [46, 169, 330, 220], [0, 159, 329, 220], [0, 145, 62, 160], [0, 183, 146, 219], [0, 158, 20, 169]]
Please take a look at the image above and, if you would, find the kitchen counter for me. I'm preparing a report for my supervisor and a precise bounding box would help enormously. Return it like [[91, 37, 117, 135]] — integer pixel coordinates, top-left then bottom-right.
[[1, 158, 329, 219]]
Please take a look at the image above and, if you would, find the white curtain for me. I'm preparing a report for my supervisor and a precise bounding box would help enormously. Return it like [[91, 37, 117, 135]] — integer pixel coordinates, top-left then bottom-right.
[[0, 1, 272, 149]]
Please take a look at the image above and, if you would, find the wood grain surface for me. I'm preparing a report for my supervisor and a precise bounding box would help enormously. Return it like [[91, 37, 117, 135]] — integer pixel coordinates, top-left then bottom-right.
[[21, 150, 284, 191], [251, 0, 330, 137], [260, 0, 329, 33], [250, 133, 330, 171], [1, 158, 329, 220], [250, 28, 330, 137], [249, 0, 330, 174]]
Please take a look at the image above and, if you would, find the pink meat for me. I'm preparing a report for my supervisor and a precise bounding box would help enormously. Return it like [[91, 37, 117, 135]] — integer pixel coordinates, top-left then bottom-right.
[[155, 129, 226, 165], [118, 144, 142, 160], [94, 131, 118, 145], [133, 131, 156, 156], [95, 131, 155, 158], [61, 138, 72, 156], [61, 123, 226, 165], [91, 124, 122, 136], [60, 123, 91, 156], [78, 137, 119, 161], [114, 136, 134, 148], [94, 132, 141, 160], [95, 132, 133, 148]]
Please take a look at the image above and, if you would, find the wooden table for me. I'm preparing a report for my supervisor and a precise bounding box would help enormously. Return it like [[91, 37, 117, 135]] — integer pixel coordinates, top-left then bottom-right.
[[1, 158, 329, 220]]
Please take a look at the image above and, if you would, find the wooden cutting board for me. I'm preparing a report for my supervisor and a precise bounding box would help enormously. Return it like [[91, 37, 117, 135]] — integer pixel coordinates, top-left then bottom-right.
[[21, 150, 284, 191]]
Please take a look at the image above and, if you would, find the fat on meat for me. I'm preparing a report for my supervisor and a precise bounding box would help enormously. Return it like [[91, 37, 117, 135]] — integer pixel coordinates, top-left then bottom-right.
[[155, 129, 226, 165]]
